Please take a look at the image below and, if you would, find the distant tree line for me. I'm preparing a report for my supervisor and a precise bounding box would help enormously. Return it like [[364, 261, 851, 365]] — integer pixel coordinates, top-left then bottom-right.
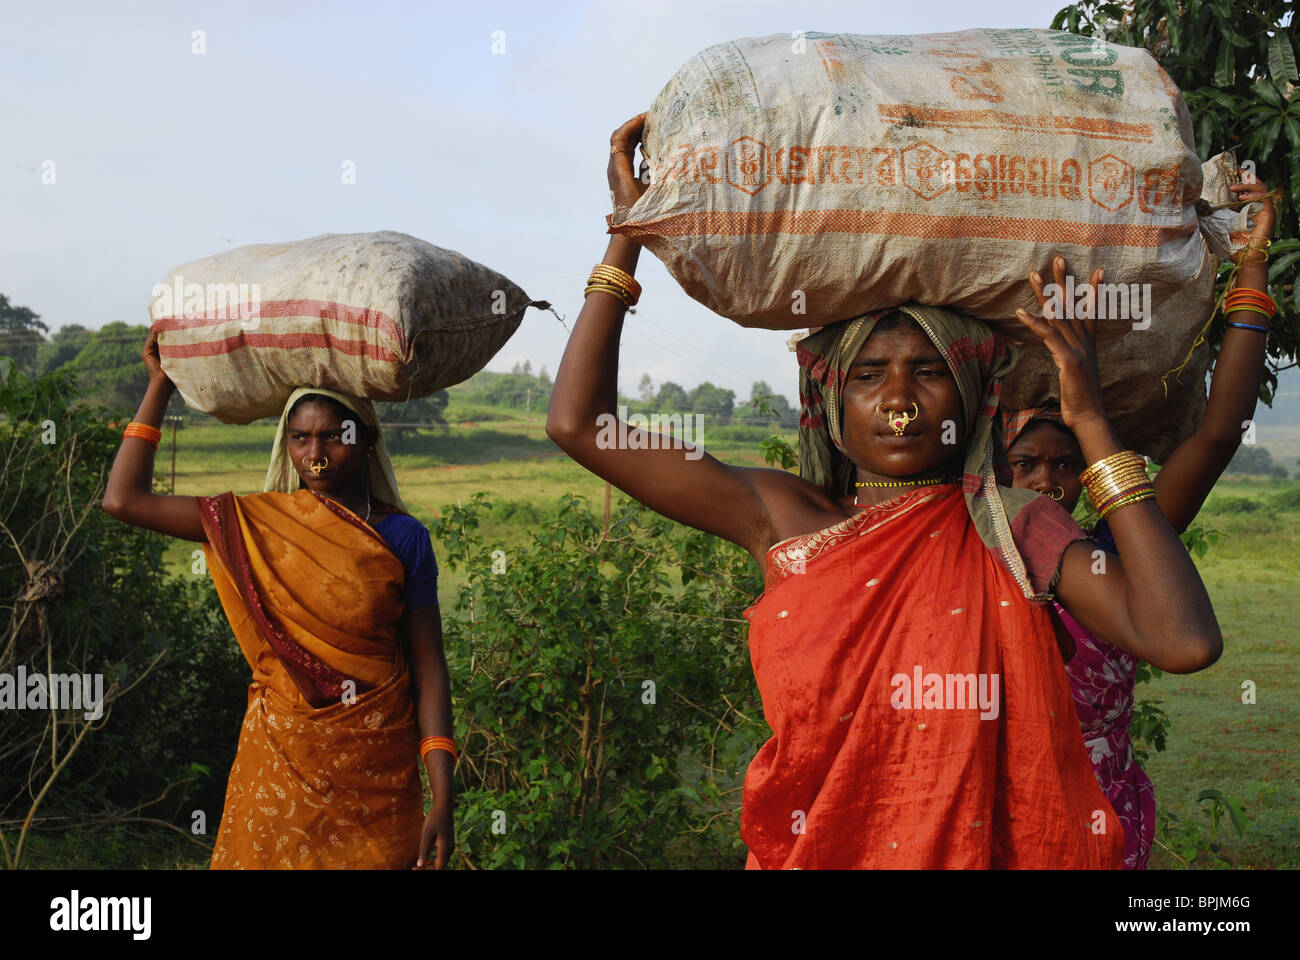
[[1226, 443, 1291, 478]]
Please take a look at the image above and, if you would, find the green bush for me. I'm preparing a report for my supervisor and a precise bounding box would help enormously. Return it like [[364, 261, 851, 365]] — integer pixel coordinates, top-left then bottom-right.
[[0, 357, 244, 867], [434, 492, 768, 868]]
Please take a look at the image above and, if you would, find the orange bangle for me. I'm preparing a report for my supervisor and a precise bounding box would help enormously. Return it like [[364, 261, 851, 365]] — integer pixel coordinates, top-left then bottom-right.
[[123, 422, 162, 447], [419, 736, 457, 763], [1225, 288, 1275, 305], [1226, 291, 1275, 306]]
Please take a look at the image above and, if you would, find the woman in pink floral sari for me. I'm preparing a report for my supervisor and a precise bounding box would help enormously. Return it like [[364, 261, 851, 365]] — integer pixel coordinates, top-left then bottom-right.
[[1003, 182, 1276, 866]]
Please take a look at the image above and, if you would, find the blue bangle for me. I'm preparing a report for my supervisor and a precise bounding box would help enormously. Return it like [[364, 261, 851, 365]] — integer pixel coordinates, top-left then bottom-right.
[[1226, 320, 1270, 333]]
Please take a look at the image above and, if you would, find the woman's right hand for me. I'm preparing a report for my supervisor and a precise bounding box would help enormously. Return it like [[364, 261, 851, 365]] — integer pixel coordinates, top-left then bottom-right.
[[608, 112, 649, 213], [142, 330, 173, 390]]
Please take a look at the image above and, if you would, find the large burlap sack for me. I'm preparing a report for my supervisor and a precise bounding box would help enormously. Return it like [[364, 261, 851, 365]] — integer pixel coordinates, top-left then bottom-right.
[[611, 29, 1227, 461], [149, 231, 546, 423]]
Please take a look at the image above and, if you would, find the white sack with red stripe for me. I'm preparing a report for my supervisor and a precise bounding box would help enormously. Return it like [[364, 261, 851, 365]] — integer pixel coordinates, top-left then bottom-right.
[[610, 29, 1227, 461], [149, 231, 545, 423]]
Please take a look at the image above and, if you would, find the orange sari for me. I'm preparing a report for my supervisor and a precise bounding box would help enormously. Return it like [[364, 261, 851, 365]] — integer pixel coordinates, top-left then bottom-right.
[[741, 485, 1124, 869], [197, 489, 421, 869]]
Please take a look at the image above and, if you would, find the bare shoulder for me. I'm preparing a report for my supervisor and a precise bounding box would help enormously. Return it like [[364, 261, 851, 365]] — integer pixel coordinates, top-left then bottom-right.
[[742, 465, 851, 558]]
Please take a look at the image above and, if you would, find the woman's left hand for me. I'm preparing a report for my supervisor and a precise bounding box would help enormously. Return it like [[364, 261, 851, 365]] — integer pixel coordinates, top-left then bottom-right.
[[414, 799, 454, 870], [1229, 178, 1276, 242], [1014, 255, 1109, 432]]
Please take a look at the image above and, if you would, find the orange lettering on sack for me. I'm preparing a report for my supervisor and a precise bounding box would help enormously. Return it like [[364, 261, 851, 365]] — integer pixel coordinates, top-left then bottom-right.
[[947, 59, 1004, 103], [657, 144, 723, 185], [974, 153, 997, 199], [696, 147, 721, 184], [1138, 165, 1180, 213], [787, 145, 814, 184], [841, 146, 865, 184], [870, 148, 896, 187], [816, 146, 842, 184], [1060, 159, 1082, 200], [1008, 156, 1026, 194], [953, 153, 973, 192]]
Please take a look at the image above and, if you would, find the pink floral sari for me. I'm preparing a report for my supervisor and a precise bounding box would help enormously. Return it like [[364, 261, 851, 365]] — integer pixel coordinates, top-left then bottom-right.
[[1054, 602, 1156, 870]]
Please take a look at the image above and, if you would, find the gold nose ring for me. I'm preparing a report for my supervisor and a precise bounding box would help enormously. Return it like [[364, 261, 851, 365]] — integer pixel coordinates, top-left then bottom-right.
[[1049, 486, 1065, 501], [305, 455, 328, 477], [876, 402, 919, 436]]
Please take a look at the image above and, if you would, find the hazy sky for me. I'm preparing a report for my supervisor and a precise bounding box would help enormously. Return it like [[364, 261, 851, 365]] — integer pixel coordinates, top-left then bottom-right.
[[4, 0, 1089, 406]]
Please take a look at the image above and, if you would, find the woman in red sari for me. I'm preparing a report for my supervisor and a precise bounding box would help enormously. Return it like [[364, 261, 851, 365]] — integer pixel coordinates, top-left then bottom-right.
[[544, 113, 1224, 868], [102, 335, 455, 869]]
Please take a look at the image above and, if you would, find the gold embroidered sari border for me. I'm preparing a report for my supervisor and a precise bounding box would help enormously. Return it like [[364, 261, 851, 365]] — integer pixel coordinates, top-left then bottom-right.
[[766, 487, 957, 584]]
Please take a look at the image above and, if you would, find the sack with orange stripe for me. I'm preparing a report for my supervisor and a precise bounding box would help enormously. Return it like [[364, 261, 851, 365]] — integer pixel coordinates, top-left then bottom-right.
[[611, 29, 1234, 461], [149, 231, 547, 422]]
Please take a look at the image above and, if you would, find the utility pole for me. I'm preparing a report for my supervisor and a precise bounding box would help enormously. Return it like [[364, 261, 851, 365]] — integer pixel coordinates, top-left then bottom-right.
[[166, 416, 182, 493]]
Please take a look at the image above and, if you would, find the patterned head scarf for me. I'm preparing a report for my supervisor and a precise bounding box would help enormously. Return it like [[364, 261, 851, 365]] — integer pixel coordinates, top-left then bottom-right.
[[795, 304, 1048, 601], [1001, 404, 1070, 452], [263, 385, 409, 515]]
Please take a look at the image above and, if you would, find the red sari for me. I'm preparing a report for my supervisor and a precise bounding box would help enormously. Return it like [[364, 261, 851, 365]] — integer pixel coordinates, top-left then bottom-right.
[[741, 484, 1123, 869]]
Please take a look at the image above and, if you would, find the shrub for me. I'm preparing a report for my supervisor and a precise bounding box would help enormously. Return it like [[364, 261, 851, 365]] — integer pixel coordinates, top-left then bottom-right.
[[433, 492, 767, 868]]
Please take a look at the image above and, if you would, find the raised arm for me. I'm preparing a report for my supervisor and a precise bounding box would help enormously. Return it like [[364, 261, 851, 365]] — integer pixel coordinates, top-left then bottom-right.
[[100, 331, 206, 542], [545, 114, 806, 561], [1016, 258, 1222, 673], [1152, 179, 1275, 532]]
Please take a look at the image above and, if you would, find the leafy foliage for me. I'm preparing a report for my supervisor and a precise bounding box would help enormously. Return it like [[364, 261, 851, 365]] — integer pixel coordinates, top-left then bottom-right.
[[0, 357, 243, 864], [1156, 788, 1249, 868], [1052, 0, 1300, 397], [433, 492, 768, 868]]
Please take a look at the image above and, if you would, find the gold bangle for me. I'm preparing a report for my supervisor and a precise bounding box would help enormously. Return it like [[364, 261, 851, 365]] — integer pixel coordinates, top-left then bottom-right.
[[1081, 447, 1144, 478], [1098, 494, 1154, 519], [584, 282, 633, 307], [589, 263, 640, 285], [585, 274, 636, 294], [1087, 471, 1152, 500], [585, 280, 632, 301], [1085, 472, 1152, 501], [588, 265, 641, 304], [1098, 487, 1156, 519], [1094, 479, 1153, 510], [1090, 484, 1151, 512], [1080, 451, 1146, 486], [586, 278, 639, 306], [590, 262, 640, 291], [1086, 465, 1152, 487], [1085, 460, 1151, 506]]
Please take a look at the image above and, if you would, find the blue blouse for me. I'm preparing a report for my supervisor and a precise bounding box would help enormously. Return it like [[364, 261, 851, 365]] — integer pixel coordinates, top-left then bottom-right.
[[373, 513, 440, 609], [1090, 516, 1118, 556]]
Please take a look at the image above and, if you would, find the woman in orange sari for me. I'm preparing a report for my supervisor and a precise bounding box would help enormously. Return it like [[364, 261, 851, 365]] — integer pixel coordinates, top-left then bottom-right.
[[543, 113, 1225, 868], [102, 334, 455, 869]]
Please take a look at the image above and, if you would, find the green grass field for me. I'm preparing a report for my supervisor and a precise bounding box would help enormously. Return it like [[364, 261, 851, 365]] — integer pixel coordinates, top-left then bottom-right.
[[134, 404, 1300, 869]]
